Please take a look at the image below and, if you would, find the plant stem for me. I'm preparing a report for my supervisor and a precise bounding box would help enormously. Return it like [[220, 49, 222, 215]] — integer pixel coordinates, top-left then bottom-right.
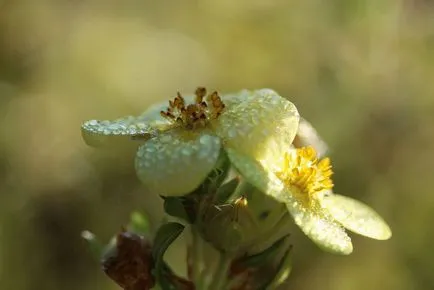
[[209, 253, 231, 290], [191, 227, 205, 289]]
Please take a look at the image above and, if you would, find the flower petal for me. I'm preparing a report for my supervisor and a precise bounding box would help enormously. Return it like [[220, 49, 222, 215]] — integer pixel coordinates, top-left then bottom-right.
[[215, 89, 300, 166], [226, 149, 353, 255], [292, 118, 328, 157], [81, 99, 175, 148], [135, 130, 221, 196], [221, 89, 252, 107], [322, 194, 392, 240], [225, 148, 285, 201], [81, 117, 157, 147], [286, 202, 353, 255]]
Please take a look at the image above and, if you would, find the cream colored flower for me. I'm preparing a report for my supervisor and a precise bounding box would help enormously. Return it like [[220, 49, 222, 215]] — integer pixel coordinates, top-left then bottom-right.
[[293, 117, 328, 157], [82, 88, 299, 196], [227, 146, 392, 255]]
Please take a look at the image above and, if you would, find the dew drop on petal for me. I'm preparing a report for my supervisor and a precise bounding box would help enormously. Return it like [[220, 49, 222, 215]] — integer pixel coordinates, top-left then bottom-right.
[[215, 89, 299, 169], [322, 194, 392, 240], [293, 118, 328, 158], [135, 130, 221, 196], [81, 116, 157, 147], [286, 202, 353, 255]]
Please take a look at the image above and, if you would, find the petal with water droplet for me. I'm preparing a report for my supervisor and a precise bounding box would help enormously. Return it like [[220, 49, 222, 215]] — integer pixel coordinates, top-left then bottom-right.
[[225, 148, 285, 202], [293, 118, 328, 157], [226, 148, 353, 255], [215, 89, 299, 167], [287, 202, 353, 255], [81, 117, 157, 147], [81, 99, 175, 148], [322, 194, 392, 240], [135, 130, 221, 196]]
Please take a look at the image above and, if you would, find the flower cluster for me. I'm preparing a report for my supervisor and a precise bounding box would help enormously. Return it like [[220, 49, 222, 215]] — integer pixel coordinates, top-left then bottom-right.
[[82, 87, 391, 289]]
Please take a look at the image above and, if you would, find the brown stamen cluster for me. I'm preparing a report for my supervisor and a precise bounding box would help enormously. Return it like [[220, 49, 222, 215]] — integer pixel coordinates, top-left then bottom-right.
[[160, 87, 226, 130]]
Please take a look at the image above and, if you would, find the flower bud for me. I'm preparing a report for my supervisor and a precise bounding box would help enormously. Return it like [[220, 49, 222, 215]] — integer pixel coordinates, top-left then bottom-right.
[[199, 196, 256, 254], [101, 230, 155, 290]]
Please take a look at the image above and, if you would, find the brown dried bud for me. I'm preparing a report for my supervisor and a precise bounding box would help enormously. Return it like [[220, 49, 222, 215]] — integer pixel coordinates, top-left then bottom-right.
[[101, 230, 154, 290]]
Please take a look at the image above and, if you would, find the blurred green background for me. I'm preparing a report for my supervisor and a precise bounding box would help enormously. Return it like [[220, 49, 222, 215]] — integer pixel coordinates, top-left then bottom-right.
[[0, 0, 433, 289]]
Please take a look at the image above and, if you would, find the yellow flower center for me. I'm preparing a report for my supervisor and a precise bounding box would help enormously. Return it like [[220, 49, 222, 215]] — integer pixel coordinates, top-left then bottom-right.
[[275, 146, 333, 208], [160, 87, 226, 130]]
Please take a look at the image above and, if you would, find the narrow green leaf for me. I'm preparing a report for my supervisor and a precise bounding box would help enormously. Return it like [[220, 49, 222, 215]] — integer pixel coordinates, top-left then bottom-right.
[[163, 196, 195, 223], [208, 149, 231, 185], [152, 222, 184, 259], [152, 223, 185, 289], [236, 235, 288, 269], [215, 178, 240, 204], [194, 149, 231, 196], [265, 245, 292, 290]]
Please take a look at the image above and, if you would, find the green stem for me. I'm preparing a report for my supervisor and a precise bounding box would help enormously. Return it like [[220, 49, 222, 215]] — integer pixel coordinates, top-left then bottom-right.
[[210, 253, 232, 290], [191, 227, 205, 289]]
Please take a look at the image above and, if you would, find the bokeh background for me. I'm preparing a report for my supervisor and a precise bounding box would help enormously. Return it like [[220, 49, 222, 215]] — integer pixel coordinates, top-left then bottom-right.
[[0, 0, 433, 289]]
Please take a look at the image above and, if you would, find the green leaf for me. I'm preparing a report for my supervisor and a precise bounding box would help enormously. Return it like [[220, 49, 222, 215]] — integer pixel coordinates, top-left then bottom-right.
[[215, 178, 240, 204], [236, 235, 288, 269], [208, 149, 231, 186], [265, 245, 292, 290], [152, 222, 184, 260], [229, 235, 292, 290], [152, 222, 185, 290], [194, 149, 231, 196], [163, 196, 196, 223]]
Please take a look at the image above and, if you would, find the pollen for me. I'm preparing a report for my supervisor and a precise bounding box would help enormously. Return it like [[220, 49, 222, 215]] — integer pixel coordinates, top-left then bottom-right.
[[160, 87, 226, 130], [275, 146, 334, 208]]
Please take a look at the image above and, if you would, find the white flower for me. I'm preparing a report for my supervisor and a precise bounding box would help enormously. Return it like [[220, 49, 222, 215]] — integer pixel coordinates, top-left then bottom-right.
[[82, 87, 299, 196], [293, 117, 328, 157], [227, 145, 392, 255]]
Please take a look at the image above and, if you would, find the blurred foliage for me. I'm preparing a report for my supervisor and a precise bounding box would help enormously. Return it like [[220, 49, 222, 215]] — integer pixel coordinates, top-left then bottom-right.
[[0, 0, 433, 289]]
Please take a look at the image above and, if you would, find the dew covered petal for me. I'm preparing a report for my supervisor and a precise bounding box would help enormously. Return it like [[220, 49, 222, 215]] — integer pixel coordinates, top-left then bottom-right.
[[226, 148, 353, 255], [81, 98, 182, 148], [285, 201, 353, 255], [322, 194, 392, 240], [221, 89, 252, 107], [225, 148, 285, 201], [215, 89, 299, 167], [293, 118, 328, 157], [135, 130, 221, 196], [81, 117, 157, 147]]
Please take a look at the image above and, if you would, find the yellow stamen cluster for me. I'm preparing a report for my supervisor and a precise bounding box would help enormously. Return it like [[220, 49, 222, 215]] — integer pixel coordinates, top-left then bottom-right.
[[276, 146, 333, 208], [160, 87, 226, 130]]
